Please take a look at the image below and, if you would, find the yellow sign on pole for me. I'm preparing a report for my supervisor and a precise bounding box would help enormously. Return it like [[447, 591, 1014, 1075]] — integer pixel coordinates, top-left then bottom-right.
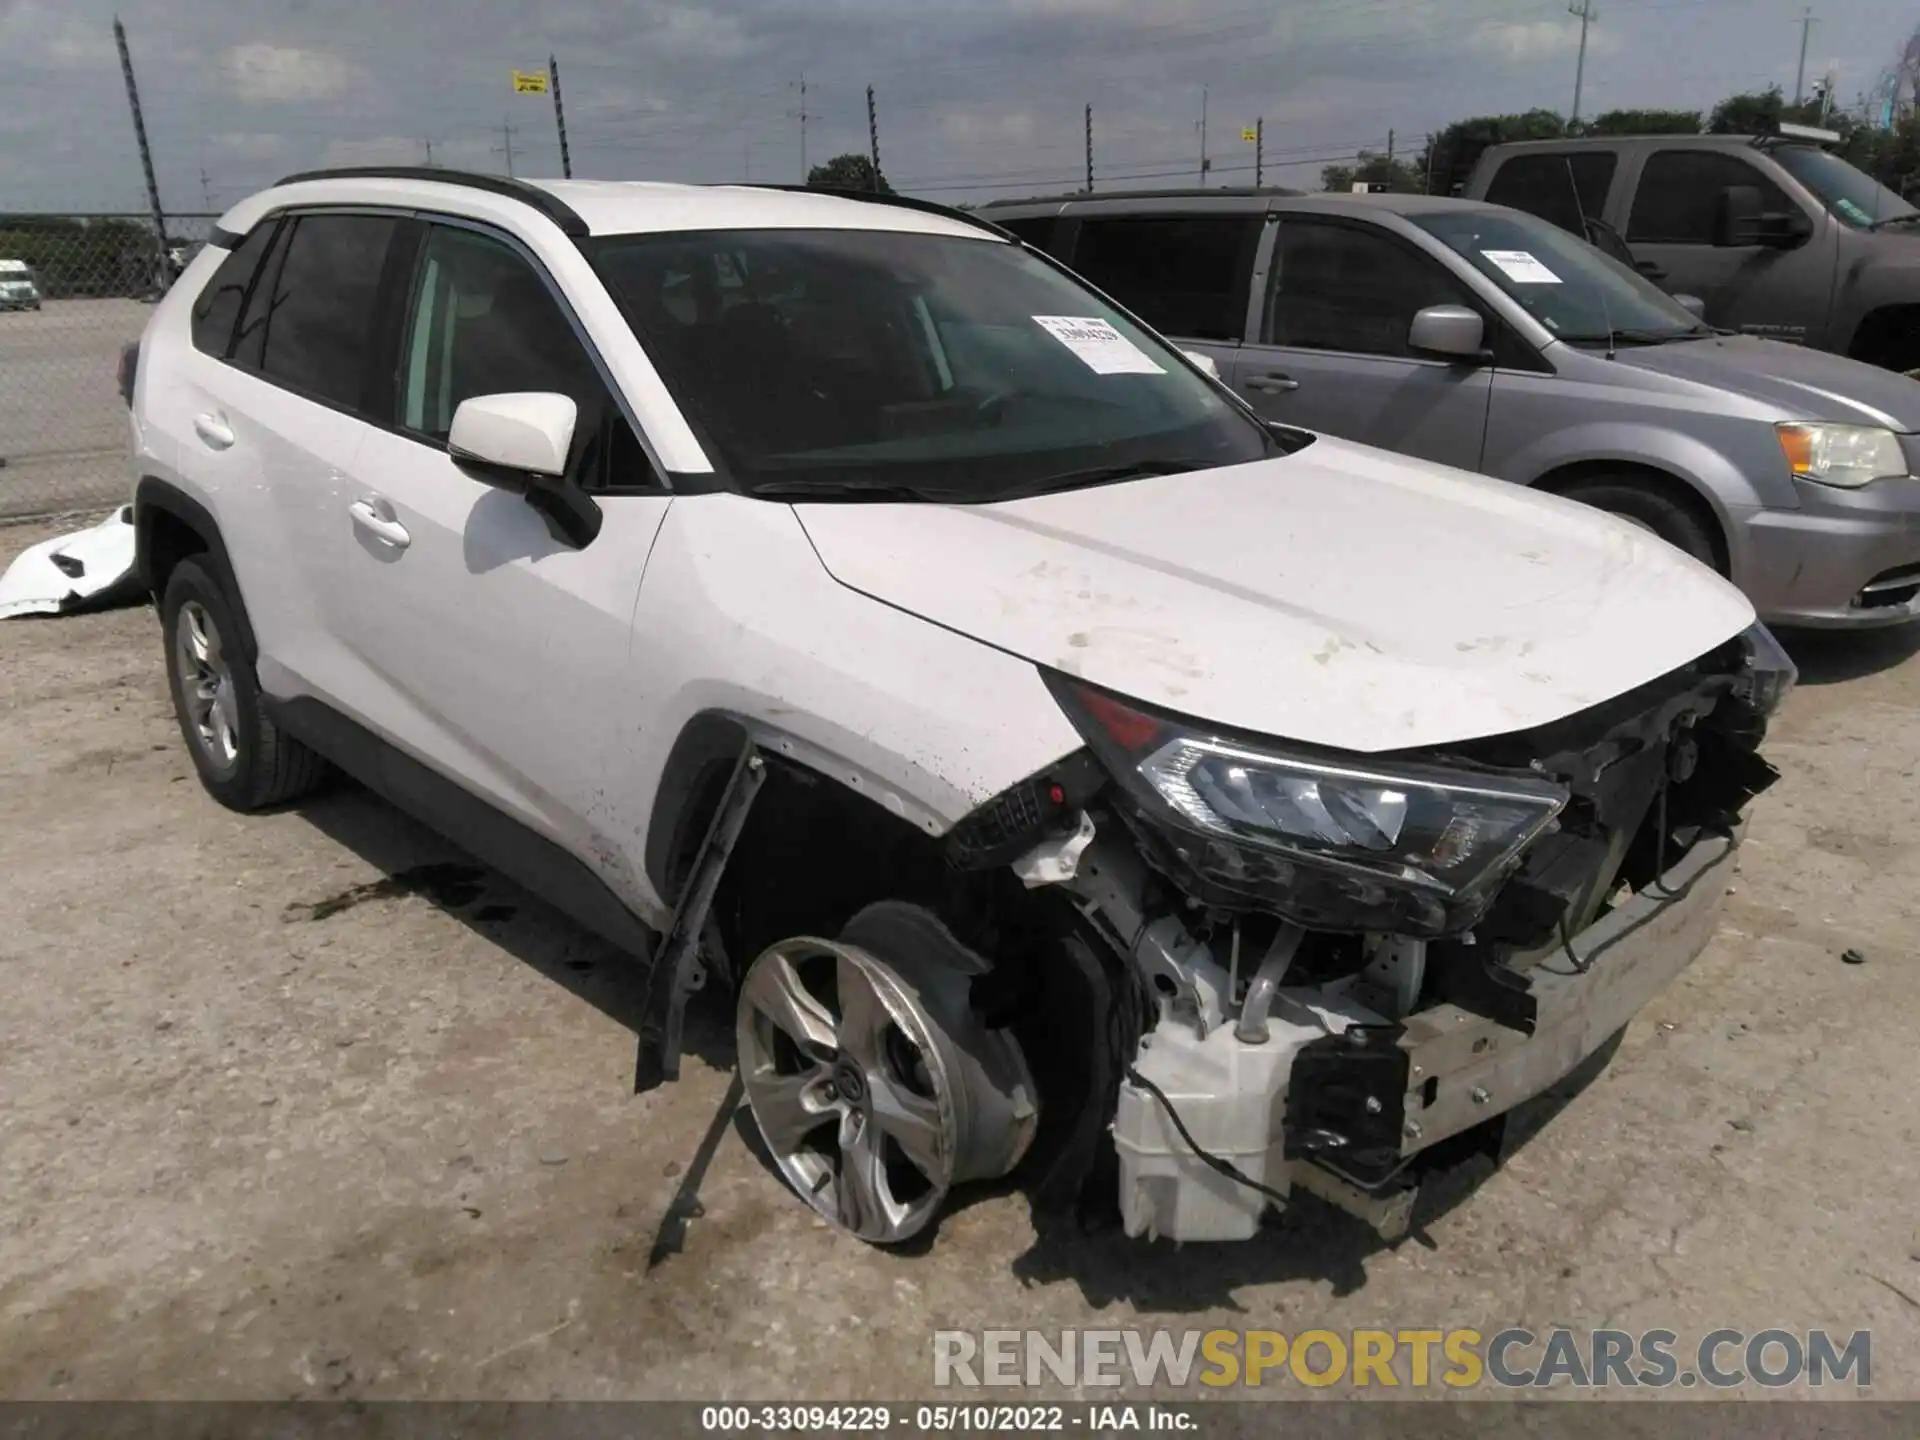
[[513, 69, 548, 94], [1241, 126, 1258, 143]]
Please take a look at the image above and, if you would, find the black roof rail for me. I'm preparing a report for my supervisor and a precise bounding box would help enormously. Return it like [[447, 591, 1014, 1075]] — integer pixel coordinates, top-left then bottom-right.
[[978, 185, 1304, 208], [270, 166, 589, 237], [726, 183, 1017, 240]]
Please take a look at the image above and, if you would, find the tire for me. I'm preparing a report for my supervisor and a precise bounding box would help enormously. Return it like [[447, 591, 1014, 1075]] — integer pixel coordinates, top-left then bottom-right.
[[161, 558, 327, 811], [1552, 475, 1723, 574]]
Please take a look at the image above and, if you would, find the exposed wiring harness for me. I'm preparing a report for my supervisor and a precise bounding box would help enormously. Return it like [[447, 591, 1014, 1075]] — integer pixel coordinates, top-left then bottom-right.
[[1123, 1064, 1293, 1212]]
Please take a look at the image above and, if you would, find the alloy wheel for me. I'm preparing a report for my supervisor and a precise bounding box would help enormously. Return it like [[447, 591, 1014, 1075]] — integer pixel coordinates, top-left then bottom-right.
[[175, 599, 240, 772]]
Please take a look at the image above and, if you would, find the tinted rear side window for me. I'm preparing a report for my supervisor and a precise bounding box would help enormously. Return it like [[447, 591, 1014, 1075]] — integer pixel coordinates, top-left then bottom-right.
[[1483, 152, 1618, 235], [190, 223, 276, 357], [247, 213, 398, 410], [1067, 215, 1261, 341]]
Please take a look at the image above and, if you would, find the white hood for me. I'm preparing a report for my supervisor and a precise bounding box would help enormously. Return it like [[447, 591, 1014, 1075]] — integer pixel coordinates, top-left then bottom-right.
[[793, 437, 1755, 753]]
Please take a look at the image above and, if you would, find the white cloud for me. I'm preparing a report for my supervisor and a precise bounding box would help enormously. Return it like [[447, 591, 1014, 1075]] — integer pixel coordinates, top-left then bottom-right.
[[320, 135, 428, 168], [1473, 18, 1592, 64], [0, 4, 119, 69], [212, 132, 292, 162], [640, 4, 749, 60], [226, 43, 357, 103]]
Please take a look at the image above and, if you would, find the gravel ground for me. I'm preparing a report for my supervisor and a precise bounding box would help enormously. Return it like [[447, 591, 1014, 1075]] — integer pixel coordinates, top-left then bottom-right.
[[2, 515, 1918, 1403]]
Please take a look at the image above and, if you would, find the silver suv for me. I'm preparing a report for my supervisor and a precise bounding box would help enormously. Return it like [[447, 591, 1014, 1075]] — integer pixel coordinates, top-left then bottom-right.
[[982, 187, 1920, 629]]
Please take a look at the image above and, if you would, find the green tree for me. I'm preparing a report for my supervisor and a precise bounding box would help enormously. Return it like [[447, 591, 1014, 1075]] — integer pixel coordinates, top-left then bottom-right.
[[806, 153, 892, 194], [1321, 150, 1424, 193], [1582, 108, 1703, 136], [1707, 86, 1830, 135], [1418, 109, 1567, 195]]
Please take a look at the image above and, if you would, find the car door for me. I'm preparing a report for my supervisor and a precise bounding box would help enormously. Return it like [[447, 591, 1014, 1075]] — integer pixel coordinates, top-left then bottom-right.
[[1229, 214, 1492, 471], [324, 217, 674, 873], [174, 210, 402, 706], [1059, 211, 1263, 372], [1624, 147, 1829, 342]]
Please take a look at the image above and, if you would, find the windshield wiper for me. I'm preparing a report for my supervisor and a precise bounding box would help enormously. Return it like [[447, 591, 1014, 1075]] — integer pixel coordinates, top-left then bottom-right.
[[991, 458, 1197, 501], [1867, 212, 1920, 230]]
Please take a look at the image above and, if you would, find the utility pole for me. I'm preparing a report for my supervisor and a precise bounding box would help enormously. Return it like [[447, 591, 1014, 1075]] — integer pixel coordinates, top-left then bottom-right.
[[495, 116, 517, 177], [550, 55, 573, 179], [1255, 116, 1264, 187], [199, 167, 213, 210], [1085, 103, 1094, 191], [1794, 7, 1816, 104], [1569, 0, 1596, 125], [1197, 86, 1210, 185], [1424, 133, 1436, 194], [791, 73, 809, 182], [423, 137, 436, 166], [867, 84, 881, 189], [1387, 128, 1396, 166], [113, 17, 170, 283]]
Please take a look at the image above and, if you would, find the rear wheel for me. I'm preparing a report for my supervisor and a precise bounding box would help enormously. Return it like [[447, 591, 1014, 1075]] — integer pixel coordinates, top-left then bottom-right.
[[1552, 475, 1724, 574], [161, 558, 327, 811]]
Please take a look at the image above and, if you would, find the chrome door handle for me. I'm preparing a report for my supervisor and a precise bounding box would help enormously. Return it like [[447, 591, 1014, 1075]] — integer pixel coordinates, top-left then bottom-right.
[[348, 497, 411, 550], [192, 412, 235, 449], [1246, 373, 1300, 394]]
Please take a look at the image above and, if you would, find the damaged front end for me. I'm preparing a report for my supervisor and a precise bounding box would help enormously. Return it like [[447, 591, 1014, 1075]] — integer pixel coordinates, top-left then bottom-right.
[[946, 625, 1790, 1243]]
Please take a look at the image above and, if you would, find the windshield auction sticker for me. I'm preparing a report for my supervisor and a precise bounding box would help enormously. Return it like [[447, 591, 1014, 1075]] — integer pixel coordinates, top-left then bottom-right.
[[1031, 316, 1166, 375], [1480, 249, 1562, 284]]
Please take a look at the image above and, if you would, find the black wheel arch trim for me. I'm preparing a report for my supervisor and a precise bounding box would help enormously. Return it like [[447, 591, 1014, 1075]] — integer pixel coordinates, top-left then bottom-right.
[[133, 476, 260, 665]]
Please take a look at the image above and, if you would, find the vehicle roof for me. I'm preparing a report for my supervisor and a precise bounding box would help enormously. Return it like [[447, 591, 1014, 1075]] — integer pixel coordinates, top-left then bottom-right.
[[0, 258, 31, 270], [981, 187, 1502, 219], [218, 170, 996, 243], [1482, 133, 1779, 154]]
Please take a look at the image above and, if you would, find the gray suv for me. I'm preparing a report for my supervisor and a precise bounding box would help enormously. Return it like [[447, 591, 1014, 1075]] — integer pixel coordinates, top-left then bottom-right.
[[982, 188, 1920, 628], [1467, 130, 1920, 374]]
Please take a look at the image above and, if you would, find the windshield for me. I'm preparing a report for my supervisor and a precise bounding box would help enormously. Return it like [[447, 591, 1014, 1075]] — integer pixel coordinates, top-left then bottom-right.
[[1769, 144, 1917, 228], [588, 227, 1278, 501], [1411, 208, 1706, 344]]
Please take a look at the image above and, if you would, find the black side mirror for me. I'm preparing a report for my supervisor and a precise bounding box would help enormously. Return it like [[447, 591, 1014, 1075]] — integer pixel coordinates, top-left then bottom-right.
[[1712, 185, 1763, 247]]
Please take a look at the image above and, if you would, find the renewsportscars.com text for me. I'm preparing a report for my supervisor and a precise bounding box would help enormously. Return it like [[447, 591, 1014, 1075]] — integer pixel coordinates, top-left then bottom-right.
[[932, 1327, 1872, 1390]]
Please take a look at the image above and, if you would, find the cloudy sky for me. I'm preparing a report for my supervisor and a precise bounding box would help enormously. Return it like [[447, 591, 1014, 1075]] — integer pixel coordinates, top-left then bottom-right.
[[5, 0, 1918, 216]]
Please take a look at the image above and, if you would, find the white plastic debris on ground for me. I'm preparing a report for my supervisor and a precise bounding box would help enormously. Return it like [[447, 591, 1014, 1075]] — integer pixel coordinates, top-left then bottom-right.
[[0, 507, 143, 619]]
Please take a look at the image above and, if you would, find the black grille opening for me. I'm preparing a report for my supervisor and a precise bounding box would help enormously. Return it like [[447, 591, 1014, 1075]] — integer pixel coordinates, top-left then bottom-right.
[[1855, 562, 1920, 610]]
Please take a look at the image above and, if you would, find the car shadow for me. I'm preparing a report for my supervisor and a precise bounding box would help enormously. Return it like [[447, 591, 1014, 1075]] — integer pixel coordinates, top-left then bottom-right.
[[1776, 623, 1920, 686], [284, 782, 737, 1077]]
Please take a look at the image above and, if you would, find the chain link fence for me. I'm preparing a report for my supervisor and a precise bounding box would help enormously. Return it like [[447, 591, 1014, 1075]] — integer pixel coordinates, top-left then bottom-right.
[[0, 213, 219, 522]]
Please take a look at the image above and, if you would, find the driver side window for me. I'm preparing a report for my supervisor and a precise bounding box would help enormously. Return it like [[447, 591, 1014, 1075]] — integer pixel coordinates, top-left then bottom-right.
[[398, 224, 656, 488], [1264, 219, 1471, 358]]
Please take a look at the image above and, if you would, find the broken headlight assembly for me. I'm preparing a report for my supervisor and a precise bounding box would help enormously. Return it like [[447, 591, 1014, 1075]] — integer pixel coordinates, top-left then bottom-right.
[[1046, 674, 1568, 935]]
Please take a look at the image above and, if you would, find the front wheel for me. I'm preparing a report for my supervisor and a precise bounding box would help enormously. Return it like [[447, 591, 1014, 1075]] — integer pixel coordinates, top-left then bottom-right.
[[1553, 475, 1724, 574], [161, 558, 327, 811]]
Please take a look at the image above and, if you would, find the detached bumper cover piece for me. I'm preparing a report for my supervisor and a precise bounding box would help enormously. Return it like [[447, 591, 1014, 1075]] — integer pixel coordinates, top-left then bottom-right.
[[0, 507, 142, 620]]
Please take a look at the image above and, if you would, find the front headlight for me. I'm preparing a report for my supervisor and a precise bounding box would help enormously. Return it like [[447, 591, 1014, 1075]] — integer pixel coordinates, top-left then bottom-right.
[[1776, 423, 1907, 488], [1049, 676, 1567, 905]]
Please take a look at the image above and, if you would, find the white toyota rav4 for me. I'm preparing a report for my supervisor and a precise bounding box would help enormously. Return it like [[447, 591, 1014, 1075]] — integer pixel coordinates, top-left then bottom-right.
[[125, 168, 1791, 1247]]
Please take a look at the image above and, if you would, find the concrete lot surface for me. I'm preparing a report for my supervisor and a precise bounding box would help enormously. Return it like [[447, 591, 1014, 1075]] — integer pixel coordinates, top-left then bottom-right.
[[2, 516, 1918, 1402]]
